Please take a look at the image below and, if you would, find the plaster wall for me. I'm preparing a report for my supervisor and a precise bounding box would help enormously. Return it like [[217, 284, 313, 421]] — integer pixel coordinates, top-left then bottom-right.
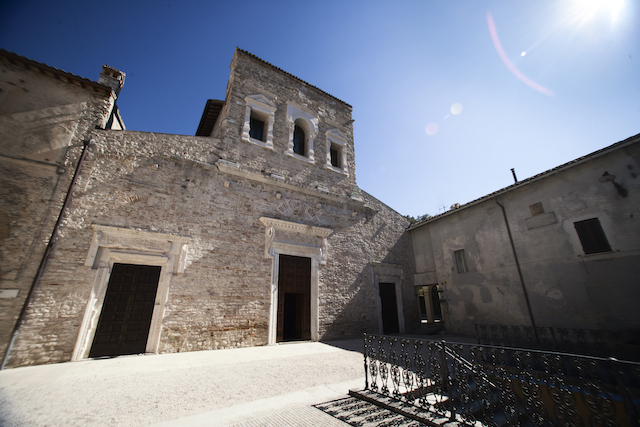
[[410, 137, 640, 336]]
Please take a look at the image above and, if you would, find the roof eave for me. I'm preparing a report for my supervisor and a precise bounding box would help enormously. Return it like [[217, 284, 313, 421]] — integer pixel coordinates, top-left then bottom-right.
[[0, 49, 113, 96], [408, 132, 640, 231]]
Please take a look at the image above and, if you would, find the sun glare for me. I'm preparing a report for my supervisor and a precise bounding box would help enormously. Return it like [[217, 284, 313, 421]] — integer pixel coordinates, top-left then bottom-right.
[[570, 0, 626, 25]]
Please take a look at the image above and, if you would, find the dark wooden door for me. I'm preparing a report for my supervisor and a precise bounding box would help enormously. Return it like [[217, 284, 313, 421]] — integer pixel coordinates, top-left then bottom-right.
[[89, 263, 161, 358], [277, 255, 311, 342], [379, 283, 399, 334]]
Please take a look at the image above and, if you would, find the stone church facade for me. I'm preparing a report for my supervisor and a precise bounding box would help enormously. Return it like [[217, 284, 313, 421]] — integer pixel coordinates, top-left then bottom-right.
[[1, 49, 416, 368]]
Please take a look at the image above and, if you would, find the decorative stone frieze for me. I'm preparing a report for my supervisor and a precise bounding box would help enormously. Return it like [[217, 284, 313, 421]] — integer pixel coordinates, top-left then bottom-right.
[[275, 199, 319, 222]]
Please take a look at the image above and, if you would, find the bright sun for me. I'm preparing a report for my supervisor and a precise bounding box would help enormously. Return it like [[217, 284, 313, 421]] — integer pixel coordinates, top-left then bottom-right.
[[570, 0, 625, 24]]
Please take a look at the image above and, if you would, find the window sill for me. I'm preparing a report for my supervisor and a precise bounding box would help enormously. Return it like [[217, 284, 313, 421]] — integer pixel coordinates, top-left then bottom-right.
[[285, 150, 314, 163], [326, 164, 348, 175], [578, 250, 617, 260], [243, 136, 273, 150]]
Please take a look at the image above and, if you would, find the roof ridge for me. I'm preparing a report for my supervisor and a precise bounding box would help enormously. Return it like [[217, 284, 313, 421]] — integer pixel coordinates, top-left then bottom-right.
[[235, 48, 352, 109]]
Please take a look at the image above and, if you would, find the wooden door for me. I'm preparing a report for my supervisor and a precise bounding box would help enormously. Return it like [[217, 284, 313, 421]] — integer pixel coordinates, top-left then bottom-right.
[[379, 282, 399, 334], [89, 263, 161, 358], [277, 255, 311, 342]]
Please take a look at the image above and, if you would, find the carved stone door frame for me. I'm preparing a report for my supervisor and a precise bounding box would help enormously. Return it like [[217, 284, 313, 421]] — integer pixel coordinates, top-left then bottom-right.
[[73, 225, 190, 361], [259, 217, 332, 345]]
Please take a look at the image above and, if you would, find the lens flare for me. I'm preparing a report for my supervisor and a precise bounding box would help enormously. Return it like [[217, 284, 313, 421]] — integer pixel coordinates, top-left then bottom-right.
[[487, 12, 554, 97], [425, 122, 439, 136], [450, 103, 463, 115]]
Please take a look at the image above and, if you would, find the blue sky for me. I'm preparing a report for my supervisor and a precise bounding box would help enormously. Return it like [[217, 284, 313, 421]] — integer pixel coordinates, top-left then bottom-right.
[[1, 0, 638, 217]]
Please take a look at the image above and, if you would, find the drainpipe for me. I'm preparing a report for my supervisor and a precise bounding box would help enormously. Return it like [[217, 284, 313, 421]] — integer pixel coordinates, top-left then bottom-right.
[[1, 139, 92, 370], [494, 197, 539, 342]]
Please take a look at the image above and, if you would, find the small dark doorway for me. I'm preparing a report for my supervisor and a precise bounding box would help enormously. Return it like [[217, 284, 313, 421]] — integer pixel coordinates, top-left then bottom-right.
[[379, 282, 399, 334], [277, 254, 311, 342], [89, 263, 161, 358]]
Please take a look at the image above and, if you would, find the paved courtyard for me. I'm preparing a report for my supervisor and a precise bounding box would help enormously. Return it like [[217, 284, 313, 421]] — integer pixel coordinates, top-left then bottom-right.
[[0, 339, 365, 426], [0, 334, 474, 426]]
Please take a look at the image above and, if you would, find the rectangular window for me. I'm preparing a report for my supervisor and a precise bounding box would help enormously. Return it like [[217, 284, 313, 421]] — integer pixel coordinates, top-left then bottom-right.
[[325, 129, 348, 175], [454, 249, 468, 273], [249, 115, 265, 141], [574, 218, 611, 254], [330, 146, 340, 168]]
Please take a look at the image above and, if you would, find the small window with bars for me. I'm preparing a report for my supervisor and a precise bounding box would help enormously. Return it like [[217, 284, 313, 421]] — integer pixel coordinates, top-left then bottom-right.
[[574, 218, 611, 254], [454, 249, 468, 273]]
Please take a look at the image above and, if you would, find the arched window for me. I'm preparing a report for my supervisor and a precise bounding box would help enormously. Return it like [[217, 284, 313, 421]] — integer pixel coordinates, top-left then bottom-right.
[[285, 104, 317, 163], [293, 124, 306, 156]]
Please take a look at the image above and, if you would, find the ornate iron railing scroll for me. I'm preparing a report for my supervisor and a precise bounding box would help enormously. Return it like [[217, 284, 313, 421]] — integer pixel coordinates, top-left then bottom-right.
[[476, 324, 640, 361], [363, 333, 640, 426]]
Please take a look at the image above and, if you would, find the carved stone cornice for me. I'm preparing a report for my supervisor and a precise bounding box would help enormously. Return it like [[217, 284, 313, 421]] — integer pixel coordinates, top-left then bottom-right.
[[91, 225, 191, 244], [85, 225, 191, 274], [259, 217, 331, 237], [259, 217, 332, 264]]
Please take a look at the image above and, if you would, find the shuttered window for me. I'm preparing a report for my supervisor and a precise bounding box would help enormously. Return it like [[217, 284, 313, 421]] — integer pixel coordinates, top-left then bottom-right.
[[575, 218, 611, 254], [454, 249, 468, 273]]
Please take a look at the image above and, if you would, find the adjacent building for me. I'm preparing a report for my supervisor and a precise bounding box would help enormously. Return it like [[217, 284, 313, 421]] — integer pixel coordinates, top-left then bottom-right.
[[409, 134, 640, 337]]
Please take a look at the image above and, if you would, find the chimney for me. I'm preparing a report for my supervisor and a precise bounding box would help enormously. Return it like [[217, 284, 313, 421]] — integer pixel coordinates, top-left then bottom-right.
[[98, 65, 125, 97]]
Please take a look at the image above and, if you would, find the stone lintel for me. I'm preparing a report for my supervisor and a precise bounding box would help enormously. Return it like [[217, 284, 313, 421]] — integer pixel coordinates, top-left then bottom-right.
[[85, 225, 191, 274], [259, 217, 332, 238]]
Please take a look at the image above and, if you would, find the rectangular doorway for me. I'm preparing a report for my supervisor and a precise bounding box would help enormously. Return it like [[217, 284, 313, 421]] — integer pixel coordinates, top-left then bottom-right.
[[277, 254, 311, 342], [89, 263, 161, 358], [417, 285, 443, 324], [379, 282, 399, 334]]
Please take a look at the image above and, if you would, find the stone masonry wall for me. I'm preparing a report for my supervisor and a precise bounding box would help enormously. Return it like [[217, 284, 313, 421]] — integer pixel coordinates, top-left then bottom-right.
[[218, 50, 358, 198], [0, 54, 115, 359], [8, 128, 414, 367]]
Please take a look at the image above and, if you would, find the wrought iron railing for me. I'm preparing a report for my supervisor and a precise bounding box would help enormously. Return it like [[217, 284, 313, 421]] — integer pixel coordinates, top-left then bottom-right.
[[363, 333, 640, 426], [475, 324, 640, 361]]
